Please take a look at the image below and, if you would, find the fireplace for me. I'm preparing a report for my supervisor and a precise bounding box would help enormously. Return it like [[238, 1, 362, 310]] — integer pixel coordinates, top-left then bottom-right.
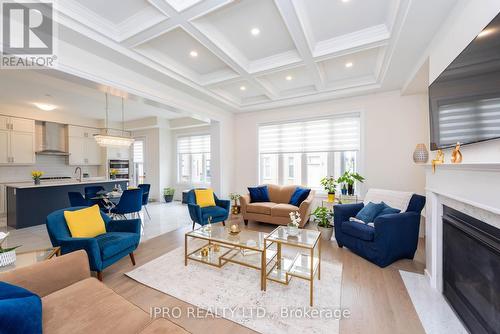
[[442, 206, 500, 334]]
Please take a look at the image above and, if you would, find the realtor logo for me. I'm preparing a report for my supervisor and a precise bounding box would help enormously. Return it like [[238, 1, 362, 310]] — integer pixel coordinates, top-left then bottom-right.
[[1, 1, 57, 68]]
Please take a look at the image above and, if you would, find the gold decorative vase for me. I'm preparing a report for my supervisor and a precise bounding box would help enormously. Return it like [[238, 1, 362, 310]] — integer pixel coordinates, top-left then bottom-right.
[[327, 193, 335, 203], [451, 142, 463, 163]]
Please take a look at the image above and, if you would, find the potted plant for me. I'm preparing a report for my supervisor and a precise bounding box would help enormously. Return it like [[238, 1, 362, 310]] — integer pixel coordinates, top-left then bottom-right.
[[313, 206, 333, 241], [287, 211, 301, 236], [337, 171, 365, 196], [109, 169, 118, 180], [0, 232, 20, 267], [320, 176, 337, 202], [31, 170, 44, 185], [229, 193, 241, 214], [163, 187, 175, 203]]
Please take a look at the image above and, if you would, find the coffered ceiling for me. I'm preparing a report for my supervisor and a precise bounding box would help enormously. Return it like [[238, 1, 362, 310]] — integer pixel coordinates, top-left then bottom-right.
[[55, 0, 458, 112]]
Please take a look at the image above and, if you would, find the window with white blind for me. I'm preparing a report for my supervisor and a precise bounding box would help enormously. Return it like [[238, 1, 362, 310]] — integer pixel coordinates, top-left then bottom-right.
[[177, 134, 211, 184], [133, 139, 145, 185], [258, 115, 361, 189]]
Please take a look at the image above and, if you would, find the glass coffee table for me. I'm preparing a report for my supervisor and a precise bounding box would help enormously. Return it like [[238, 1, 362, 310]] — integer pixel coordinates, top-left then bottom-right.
[[0, 247, 60, 273], [264, 226, 321, 306], [185, 225, 276, 291], [185, 225, 322, 305]]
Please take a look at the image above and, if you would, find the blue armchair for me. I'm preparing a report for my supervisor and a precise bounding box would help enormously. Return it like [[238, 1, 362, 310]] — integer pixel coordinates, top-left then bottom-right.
[[186, 189, 230, 229], [46, 207, 141, 280], [334, 193, 426, 267]]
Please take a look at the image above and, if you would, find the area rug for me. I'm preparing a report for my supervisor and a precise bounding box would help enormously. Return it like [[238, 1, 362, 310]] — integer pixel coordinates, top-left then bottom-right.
[[400, 271, 467, 334], [126, 246, 343, 334]]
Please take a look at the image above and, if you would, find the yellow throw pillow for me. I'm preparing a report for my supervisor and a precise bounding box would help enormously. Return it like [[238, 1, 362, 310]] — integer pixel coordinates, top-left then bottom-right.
[[64, 205, 106, 238], [194, 189, 216, 208]]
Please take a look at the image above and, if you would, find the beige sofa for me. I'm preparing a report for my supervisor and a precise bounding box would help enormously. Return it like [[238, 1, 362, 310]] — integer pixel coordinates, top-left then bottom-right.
[[240, 184, 315, 227], [0, 250, 187, 334]]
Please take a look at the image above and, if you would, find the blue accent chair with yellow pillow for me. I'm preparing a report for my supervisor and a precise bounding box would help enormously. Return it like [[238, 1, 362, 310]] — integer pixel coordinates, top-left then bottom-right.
[[334, 189, 425, 268], [46, 206, 141, 281], [186, 189, 230, 229]]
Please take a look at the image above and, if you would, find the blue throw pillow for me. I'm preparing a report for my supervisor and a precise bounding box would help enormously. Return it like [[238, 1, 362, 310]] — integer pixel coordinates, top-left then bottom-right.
[[0, 282, 42, 334], [248, 186, 270, 203], [289, 187, 311, 206], [355, 202, 385, 223], [377, 202, 401, 217]]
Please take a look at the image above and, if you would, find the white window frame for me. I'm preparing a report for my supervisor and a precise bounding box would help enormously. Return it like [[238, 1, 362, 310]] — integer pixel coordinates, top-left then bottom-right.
[[176, 133, 211, 186], [257, 112, 365, 195]]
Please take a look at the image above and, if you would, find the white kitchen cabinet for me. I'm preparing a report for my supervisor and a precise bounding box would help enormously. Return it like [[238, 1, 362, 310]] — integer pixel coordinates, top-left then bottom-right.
[[0, 116, 8, 131], [85, 138, 102, 165], [11, 117, 35, 133], [68, 125, 102, 165], [0, 117, 35, 165], [10, 131, 35, 164], [0, 185, 5, 215], [68, 136, 85, 165], [0, 130, 8, 164], [107, 146, 130, 160]]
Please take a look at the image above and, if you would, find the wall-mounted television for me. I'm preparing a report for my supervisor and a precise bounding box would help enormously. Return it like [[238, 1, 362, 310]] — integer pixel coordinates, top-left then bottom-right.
[[429, 12, 500, 151]]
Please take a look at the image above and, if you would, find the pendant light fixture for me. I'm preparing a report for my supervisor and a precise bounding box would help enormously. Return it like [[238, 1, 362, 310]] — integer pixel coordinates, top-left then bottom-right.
[[94, 91, 134, 147]]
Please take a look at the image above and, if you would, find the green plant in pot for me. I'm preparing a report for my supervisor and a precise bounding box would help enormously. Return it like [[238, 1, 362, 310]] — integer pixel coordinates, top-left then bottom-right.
[[320, 176, 337, 202], [0, 232, 20, 267], [313, 206, 334, 241], [163, 187, 175, 203], [337, 171, 365, 196]]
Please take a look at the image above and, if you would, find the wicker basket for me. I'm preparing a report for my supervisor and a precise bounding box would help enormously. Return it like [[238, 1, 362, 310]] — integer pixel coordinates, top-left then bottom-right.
[[0, 250, 16, 267]]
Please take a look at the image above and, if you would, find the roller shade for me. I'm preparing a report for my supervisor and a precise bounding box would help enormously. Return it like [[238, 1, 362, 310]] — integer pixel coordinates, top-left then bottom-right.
[[259, 115, 360, 154], [133, 140, 143, 163], [177, 134, 211, 154], [437, 97, 500, 146]]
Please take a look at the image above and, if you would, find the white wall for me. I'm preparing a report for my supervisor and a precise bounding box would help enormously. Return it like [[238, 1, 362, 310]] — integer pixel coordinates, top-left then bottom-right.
[[426, 0, 500, 162], [132, 126, 172, 201], [233, 90, 429, 196]]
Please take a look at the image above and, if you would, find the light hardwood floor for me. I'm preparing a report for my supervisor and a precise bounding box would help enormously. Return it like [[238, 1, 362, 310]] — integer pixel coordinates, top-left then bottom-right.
[[102, 215, 426, 334]]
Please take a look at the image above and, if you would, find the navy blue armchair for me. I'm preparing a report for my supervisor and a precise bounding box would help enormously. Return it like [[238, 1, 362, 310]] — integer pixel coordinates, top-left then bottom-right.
[[186, 189, 230, 229], [46, 207, 141, 280], [334, 193, 425, 267]]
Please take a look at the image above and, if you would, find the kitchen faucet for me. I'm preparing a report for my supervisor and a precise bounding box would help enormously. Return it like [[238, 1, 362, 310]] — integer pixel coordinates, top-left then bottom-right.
[[74, 167, 82, 182]]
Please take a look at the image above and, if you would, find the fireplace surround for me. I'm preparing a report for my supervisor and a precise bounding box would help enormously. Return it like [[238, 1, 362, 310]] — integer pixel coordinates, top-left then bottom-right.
[[442, 206, 500, 334]]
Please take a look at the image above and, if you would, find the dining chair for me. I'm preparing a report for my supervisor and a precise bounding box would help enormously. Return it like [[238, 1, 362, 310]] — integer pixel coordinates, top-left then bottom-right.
[[110, 189, 143, 220], [68, 192, 89, 207], [137, 184, 151, 220]]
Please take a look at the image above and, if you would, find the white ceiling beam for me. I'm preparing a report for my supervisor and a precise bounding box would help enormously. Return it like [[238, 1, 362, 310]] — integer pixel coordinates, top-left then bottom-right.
[[129, 0, 278, 101], [274, 0, 325, 91]]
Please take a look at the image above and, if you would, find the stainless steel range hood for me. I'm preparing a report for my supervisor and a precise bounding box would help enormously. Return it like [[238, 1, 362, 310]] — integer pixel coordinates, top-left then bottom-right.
[[36, 122, 70, 156]]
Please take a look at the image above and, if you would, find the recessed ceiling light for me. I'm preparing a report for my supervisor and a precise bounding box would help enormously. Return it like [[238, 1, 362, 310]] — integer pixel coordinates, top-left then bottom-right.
[[341, 0, 350, 2], [33, 103, 57, 111], [286, 75, 293, 81], [189, 50, 198, 57], [477, 28, 495, 38], [345, 62, 353, 68], [240, 86, 247, 91], [251, 28, 260, 36]]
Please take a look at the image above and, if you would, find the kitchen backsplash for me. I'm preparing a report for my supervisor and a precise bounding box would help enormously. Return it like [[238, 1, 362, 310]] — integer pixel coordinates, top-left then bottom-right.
[[0, 155, 99, 183]]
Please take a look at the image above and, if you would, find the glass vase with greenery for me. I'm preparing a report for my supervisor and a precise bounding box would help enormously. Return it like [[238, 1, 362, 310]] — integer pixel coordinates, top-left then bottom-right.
[[229, 193, 241, 214]]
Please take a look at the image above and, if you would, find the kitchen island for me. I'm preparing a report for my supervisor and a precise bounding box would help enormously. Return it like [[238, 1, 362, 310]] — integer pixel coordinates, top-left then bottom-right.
[[6, 179, 129, 229]]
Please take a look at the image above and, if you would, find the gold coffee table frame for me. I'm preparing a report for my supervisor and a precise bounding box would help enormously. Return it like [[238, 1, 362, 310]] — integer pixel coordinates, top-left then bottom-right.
[[263, 226, 321, 306], [184, 225, 276, 291]]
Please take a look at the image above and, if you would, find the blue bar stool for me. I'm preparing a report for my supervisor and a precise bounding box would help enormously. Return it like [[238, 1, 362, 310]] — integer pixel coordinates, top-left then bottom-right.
[[137, 184, 151, 220], [110, 189, 143, 221]]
